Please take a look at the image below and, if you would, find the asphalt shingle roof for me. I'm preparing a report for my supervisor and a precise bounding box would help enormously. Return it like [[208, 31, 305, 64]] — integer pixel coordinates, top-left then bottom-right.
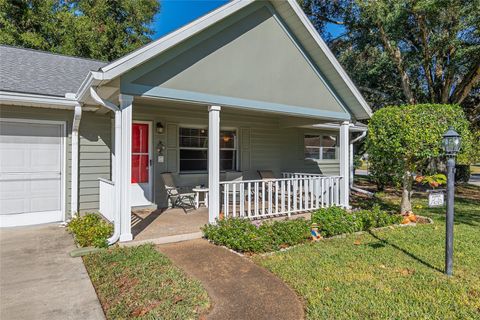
[[0, 45, 107, 97]]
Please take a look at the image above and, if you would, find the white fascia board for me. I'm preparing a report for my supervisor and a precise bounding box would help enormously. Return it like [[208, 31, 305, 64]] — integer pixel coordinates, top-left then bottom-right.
[[99, 0, 253, 80], [0, 91, 78, 110], [311, 122, 368, 132], [75, 71, 104, 103], [286, 0, 372, 119]]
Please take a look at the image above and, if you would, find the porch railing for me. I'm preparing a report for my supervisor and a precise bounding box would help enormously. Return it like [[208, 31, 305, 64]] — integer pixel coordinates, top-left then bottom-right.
[[98, 178, 114, 222], [220, 174, 342, 219]]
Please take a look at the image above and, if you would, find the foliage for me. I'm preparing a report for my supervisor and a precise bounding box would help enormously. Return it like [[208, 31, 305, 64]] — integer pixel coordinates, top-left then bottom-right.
[[367, 104, 477, 212], [415, 173, 447, 189], [0, 0, 160, 61], [83, 244, 210, 319], [299, 0, 480, 126], [67, 213, 113, 248], [255, 186, 480, 319], [455, 164, 471, 183], [202, 218, 311, 253], [311, 205, 402, 237]]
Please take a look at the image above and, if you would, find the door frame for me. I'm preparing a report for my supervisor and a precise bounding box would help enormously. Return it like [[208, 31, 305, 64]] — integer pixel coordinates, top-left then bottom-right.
[[132, 120, 153, 206], [0, 117, 66, 223]]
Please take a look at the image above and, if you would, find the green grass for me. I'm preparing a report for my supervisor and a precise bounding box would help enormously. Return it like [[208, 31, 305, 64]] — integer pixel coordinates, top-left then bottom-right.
[[83, 244, 210, 320], [254, 184, 480, 319]]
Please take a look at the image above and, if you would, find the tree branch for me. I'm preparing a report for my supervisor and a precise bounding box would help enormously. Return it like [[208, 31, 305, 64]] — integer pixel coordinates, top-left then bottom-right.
[[451, 62, 480, 104]]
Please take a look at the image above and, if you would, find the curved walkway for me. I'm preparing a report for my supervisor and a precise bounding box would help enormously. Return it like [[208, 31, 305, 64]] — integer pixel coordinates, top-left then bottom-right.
[[157, 239, 304, 320]]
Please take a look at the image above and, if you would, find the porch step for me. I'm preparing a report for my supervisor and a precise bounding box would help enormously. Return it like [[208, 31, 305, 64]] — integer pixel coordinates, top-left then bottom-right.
[[121, 231, 203, 247]]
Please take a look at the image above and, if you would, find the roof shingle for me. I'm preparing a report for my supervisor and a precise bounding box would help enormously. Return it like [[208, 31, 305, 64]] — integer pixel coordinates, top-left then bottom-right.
[[0, 45, 106, 97]]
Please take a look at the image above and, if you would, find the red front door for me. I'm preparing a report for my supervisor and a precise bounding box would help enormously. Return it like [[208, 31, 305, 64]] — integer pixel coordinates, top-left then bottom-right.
[[132, 123, 149, 184]]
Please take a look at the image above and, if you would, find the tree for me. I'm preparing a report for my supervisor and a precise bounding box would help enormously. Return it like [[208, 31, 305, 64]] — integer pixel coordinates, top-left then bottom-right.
[[300, 0, 480, 126], [0, 0, 160, 61], [367, 104, 477, 213]]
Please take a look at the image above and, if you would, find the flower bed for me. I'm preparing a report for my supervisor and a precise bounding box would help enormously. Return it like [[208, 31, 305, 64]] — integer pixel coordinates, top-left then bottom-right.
[[202, 206, 404, 254]]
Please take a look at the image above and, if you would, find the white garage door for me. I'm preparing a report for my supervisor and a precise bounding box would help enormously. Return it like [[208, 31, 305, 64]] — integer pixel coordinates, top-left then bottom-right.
[[0, 120, 65, 227]]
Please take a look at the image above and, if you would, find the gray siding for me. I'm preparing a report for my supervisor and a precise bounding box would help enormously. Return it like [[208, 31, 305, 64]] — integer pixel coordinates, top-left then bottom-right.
[[133, 102, 340, 208], [0, 105, 111, 216]]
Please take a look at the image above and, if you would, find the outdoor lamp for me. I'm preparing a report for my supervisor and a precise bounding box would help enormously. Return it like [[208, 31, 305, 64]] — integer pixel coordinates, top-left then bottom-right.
[[156, 122, 164, 134], [442, 126, 461, 276], [442, 126, 461, 156]]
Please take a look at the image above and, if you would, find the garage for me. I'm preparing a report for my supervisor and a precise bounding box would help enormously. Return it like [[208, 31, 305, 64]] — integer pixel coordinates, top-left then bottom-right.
[[0, 119, 65, 227]]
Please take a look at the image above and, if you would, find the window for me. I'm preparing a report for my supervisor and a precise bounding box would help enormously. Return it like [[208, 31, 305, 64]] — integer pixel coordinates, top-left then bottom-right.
[[304, 134, 338, 160], [179, 127, 237, 172]]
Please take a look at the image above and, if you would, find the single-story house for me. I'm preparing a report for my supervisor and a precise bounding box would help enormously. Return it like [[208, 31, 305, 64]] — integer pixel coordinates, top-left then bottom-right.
[[0, 0, 370, 242]]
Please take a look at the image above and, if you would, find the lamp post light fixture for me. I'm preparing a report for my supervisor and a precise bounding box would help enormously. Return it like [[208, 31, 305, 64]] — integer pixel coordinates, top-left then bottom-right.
[[442, 126, 461, 276]]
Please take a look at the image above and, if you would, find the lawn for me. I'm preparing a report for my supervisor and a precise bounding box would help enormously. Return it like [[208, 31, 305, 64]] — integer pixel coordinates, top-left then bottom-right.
[[254, 181, 480, 319], [83, 244, 210, 320]]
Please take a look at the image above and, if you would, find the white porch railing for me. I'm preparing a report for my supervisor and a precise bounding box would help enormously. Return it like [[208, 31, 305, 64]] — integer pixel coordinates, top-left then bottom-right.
[[220, 174, 342, 219], [98, 178, 114, 222]]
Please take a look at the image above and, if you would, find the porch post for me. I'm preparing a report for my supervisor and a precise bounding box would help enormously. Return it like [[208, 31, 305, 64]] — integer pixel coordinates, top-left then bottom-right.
[[208, 105, 221, 224], [119, 94, 133, 242], [339, 121, 350, 208]]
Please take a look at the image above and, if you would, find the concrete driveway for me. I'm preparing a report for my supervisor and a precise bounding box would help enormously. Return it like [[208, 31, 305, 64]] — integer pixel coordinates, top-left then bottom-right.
[[0, 224, 104, 320]]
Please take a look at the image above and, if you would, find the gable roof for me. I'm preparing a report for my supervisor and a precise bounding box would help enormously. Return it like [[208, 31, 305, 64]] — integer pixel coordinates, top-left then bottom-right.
[[0, 45, 106, 97], [85, 0, 371, 120]]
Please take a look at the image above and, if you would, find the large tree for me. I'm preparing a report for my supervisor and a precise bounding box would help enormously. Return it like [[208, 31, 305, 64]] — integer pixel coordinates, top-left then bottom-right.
[[0, 0, 160, 61], [300, 0, 480, 126]]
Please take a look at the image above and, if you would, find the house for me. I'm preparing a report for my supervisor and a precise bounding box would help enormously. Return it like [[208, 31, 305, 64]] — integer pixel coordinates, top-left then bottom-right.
[[0, 0, 370, 242]]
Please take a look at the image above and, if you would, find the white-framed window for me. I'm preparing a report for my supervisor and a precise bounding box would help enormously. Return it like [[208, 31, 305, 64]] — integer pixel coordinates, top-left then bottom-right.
[[304, 134, 338, 160], [179, 127, 237, 172]]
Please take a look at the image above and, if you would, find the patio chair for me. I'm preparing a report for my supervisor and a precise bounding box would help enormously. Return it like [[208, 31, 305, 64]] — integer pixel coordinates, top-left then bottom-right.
[[257, 170, 276, 180], [160, 172, 195, 213]]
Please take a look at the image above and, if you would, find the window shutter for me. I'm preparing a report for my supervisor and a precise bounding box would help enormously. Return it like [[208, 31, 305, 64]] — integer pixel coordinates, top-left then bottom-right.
[[166, 123, 178, 172], [240, 128, 250, 171]]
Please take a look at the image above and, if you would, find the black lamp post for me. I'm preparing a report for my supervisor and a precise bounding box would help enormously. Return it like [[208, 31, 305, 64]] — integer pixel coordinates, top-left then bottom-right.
[[442, 126, 461, 276]]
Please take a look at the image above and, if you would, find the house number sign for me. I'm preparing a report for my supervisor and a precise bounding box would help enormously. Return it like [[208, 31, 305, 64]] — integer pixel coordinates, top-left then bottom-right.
[[428, 191, 445, 208]]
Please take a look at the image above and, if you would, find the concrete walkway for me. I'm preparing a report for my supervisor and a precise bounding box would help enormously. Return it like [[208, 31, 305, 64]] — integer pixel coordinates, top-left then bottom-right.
[[0, 224, 105, 320], [157, 239, 304, 320]]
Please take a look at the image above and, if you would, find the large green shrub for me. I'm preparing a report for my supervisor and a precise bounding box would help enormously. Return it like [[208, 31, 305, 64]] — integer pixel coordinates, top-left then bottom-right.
[[367, 104, 477, 213], [67, 213, 113, 248], [202, 218, 310, 253], [311, 206, 402, 237]]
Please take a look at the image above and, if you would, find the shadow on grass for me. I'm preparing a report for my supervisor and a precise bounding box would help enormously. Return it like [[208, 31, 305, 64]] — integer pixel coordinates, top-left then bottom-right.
[[367, 231, 444, 273]]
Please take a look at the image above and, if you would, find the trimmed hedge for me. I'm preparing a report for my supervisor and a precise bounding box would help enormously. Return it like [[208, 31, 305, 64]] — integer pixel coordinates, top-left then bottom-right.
[[202, 218, 311, 253], [203, 206, 402, 253], [67, 213, 113, 248], [311, 205, 402, 237]]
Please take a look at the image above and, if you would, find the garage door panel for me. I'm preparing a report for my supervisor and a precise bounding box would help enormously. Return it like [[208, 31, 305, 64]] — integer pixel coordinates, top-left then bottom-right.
[[0, 120, 64, 227]]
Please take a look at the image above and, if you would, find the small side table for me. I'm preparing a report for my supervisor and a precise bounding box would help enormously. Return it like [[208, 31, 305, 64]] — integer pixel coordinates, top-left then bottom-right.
[[192, 187, 209, 209]]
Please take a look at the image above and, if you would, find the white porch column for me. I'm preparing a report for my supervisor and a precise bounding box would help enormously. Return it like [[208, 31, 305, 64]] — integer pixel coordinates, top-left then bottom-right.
[[339, 121, 350, 208], [208, 105, 221, 224], [119, 94, 133, 242]]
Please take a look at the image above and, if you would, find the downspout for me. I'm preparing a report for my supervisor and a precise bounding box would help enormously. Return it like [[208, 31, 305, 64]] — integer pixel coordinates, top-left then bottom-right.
[[90, 87, 121, 245], [349, 130, 373, 196], [70, 103, 82, 218]]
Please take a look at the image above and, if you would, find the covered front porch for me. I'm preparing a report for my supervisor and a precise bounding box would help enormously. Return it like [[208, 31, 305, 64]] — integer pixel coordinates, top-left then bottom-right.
[[98, 97, 355, 242]]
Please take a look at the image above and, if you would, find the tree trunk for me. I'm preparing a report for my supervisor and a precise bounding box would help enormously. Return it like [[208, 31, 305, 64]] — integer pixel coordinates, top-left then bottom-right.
[[400, 170, 413, 214]]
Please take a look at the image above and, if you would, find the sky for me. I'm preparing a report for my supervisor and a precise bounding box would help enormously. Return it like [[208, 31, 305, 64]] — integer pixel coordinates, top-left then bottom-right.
[[152, 0, 229, 39], [151, 0, 345, 39]]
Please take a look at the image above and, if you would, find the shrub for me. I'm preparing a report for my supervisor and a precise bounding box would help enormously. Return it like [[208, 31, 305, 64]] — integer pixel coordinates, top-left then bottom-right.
[[67, 213, 113, 248], [311, 206, 402, 237], [311, 206, 363, 237], [202, 218, 310, 253]]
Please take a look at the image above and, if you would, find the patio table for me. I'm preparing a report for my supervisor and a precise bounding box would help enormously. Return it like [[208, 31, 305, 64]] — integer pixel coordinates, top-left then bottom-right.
[[192, 187, 209, 209]]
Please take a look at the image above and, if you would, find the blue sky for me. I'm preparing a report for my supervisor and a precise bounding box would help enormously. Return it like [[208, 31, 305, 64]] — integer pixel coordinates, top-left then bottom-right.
[[152, 0, 229, 39], [151, 0, 345, 39]]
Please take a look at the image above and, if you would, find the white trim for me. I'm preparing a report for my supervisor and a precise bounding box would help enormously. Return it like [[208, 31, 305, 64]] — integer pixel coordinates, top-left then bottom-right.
[[119, 94, 133, 242], [0, 118, 66, 224], [339, 121, 350, 208], [311, 122, 368, 132], [0, 91, 78, 109], [131, 120, 154, 206], [208, 105, 221, 224]]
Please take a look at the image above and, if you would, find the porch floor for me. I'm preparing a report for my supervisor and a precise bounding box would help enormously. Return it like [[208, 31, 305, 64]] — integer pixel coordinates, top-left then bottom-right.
[[132, 207, 208, 242]]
